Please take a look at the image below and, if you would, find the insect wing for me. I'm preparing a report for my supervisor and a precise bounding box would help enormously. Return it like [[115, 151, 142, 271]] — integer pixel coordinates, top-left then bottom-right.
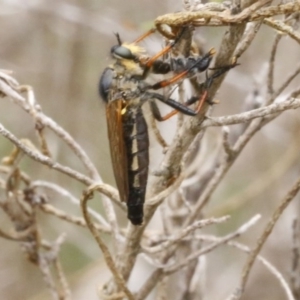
[[106, 99, 129, 203]]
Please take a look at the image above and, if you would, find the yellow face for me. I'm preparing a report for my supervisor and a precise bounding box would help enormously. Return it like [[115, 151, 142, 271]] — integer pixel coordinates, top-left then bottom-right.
[[118, 43, 145, 72]]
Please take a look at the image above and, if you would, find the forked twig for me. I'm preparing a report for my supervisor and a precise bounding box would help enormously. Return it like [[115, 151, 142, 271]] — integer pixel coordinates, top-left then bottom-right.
[[201, 98, 300, 128], [80, 187, 134, 300], [164, 214, 260, 275], [143, 215, 230, 254]]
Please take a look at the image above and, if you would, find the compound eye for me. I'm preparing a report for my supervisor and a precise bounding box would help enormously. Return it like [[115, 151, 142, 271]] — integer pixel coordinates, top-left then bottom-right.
[[111, 45, 136, 60], [99, 67, 113, 102]]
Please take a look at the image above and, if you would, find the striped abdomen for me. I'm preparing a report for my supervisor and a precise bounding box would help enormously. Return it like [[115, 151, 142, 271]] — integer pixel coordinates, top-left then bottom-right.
[[123, 106, 149, 225]]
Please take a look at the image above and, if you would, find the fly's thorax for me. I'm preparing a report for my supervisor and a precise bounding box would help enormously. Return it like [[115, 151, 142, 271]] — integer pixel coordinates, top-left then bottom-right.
[[114, 58, 144, 78], [112, 86, 142, 107], [108, 72, 147, 108]]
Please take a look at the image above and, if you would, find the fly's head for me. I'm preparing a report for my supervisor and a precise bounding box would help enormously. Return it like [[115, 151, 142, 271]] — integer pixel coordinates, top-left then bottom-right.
[[99, 33, 148, 103], [110, 33, 147, 75]]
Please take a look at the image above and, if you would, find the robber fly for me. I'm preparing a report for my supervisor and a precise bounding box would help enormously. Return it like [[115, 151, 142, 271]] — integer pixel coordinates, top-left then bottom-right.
[[99, 27, 236, 225]]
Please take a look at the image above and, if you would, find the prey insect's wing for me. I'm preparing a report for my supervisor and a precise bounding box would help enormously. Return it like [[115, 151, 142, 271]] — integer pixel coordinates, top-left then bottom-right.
[[106, 99, 129, 203]]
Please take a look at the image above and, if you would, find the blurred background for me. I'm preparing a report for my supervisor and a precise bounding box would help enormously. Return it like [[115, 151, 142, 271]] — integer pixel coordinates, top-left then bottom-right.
[[1, 0, 300, 299]]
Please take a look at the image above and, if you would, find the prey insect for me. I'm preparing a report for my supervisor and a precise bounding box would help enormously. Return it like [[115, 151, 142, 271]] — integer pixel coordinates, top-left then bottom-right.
[[99, 27, 236, 225]]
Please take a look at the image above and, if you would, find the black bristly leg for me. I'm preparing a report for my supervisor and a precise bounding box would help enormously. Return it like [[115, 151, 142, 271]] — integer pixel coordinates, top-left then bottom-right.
[[206, 57, 239, 88], [149, 100, 164, 121], [133, 28, 157, 44], [150, 48, 215, 90], [186, 59, 239, 111], [141, 27, 190, 79], [147, 59, 239, 121], [149, 98, 196, 121], [149, 93, 200, 121], [113, 28, 157, 49]]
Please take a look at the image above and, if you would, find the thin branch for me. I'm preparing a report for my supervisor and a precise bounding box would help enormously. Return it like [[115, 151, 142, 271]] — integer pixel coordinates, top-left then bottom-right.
[[155, 0, 300, 29], [155, 276, 168, 300], [39, 203, 110, 233], [164, 214, 261, 275], [5, 80, 120, 240], [80, 188, 134, 300], [228, 242, 295, 300], [136, 269, 164, 300], [155, 2, 300, 45], [290, 218, 300, 299], [54, 258, 71, 300], [32, 180, 114, 229], [273, 64, 300, 100], [143, 215, 230, 254], [9, 84, 120, 241], [0, 123, 124, 218], [195, 235, 295, 300], [83, 183, 123, 245], [18, 85, 100, 181], [0, 71, 25, 103], [263, 18, 300, 45], [136, 215, 260, 300], [211, 137, 300, 216], [222, 126, 235, 159], [38, 255, 60, 300], [0, 122, 92, 185], [146, 173, 185, 206], [234, 21, 263, 59], [0, 227, 28, 241], [267, 34, 282, 95], [148, 111, 168, 150], [0, 120, 123, 244], [201, 98, 300, 128], [45, 235, 72, 300], [182, 92, 289, 228], [231, 176, 300, 300]]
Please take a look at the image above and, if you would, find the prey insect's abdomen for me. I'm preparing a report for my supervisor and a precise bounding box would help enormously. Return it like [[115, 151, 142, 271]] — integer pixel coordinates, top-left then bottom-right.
[[123, 106, 149, 225]]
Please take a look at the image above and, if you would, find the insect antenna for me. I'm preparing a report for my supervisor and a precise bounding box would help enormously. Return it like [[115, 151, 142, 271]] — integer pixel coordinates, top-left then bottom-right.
[[114, 32, 122, 45]]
